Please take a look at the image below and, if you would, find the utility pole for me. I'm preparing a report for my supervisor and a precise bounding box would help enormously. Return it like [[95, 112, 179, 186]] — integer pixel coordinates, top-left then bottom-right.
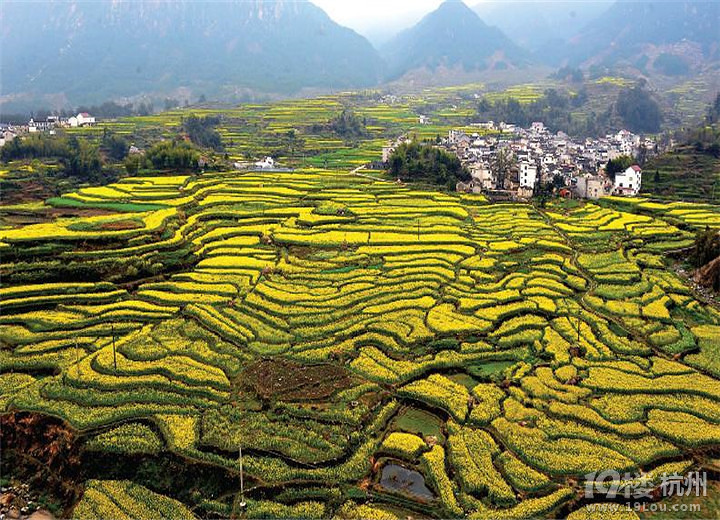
[[417, 218, 421, 241], [76, 338, 80, 378], [239, 446, 247, 511], [111, 324, 117, 372], [577, 316, 581, 344]]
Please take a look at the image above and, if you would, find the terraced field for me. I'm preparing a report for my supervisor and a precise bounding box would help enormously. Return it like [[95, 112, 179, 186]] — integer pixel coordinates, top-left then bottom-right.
[[641, 147, 720, 204], [2, 169, 720, 519]]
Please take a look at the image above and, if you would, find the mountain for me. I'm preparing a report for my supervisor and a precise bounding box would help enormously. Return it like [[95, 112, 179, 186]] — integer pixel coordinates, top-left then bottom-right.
[[0, 0, 383, 110], [472, 1, 613, 53], [381, 0, 528, 81], [562, 0, 720, 72]]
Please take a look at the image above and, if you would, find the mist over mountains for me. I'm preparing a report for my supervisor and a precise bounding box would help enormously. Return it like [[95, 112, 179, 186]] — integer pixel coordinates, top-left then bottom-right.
[[472, 1, 614, 53], [562, 0, 720, 69], [0, 0, 383, 107], [1, 0, 719, 111]]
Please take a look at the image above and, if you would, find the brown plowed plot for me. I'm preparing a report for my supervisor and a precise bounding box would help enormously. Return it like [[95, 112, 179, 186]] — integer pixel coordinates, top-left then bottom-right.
[[244, 359, 355, 401], [0, 180, 56, 205], [98, 220, 143, 231], [0, 207, 118, 227]]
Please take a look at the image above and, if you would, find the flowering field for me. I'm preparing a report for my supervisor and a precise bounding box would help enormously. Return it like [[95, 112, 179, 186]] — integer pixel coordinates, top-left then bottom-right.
[[2, 169, 720, 519]]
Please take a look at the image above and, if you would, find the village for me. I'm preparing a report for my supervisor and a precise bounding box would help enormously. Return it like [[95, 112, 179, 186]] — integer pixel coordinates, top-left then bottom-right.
[[0, 112, 97, 147], [3, 112, 650, 204], [385, 121, 654, 201]]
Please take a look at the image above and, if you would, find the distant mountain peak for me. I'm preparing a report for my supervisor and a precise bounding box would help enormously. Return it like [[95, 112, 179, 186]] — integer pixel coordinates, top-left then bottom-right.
[[437, 0, 474, 12], [381, 0, 527, 80]]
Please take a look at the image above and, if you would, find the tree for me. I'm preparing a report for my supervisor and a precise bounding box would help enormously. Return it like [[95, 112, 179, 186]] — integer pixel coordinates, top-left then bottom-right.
[[145, 141, 201, 171], [124, 154, 143, 175], [615, 85, 663, 134], [387, 141, 469, 189], [63, 138, 103, 182], [1, 133, 109, 183], [328, 109, 368, 140], [183, 115, 223, 151], [605, 155, 634, 181], [492, 148, 515, 190], [101, 132, 129, 161], [694, 226, 720, 267], [475, 89, 611, 137], [707, 93, 720, 124]]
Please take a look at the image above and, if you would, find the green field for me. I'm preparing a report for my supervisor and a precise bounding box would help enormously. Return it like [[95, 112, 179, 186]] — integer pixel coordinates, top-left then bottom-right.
[[2, 162, 720, 518]]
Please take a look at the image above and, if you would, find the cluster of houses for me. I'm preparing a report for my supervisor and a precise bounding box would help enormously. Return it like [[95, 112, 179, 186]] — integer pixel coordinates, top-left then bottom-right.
[[434, 122, 652, 200], [0, 113, 97, 147]]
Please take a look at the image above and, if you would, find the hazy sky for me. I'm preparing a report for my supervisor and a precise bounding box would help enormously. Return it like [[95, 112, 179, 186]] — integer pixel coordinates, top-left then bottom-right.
[[310, 0, 612, 46], [311, 0, 445, 36]]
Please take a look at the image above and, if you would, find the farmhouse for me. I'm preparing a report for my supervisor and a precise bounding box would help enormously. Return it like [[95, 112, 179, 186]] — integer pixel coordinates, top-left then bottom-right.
[[255, 156, 275, 169], [575, 174, 608, 200], [382, 146, 394, 163], [519, 161, 538, 190], [614, 165, 643, 196], [77, 112, 96, 126], [68, 113, 96, 127], [0, 129, 17, 147]]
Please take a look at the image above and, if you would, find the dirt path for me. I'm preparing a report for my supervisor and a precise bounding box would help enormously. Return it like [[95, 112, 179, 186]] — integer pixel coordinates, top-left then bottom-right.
[[351, 165, 395, 184]]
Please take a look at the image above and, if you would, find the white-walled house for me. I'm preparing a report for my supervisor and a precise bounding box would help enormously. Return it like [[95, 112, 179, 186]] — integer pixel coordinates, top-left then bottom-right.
[[382, 146, 394, 163], [76, 112, 96, 126], [0, 130, 17, 147], [255, 157, 275, 169], [68, 116, 78, 127], [519, 161, 538, 190], [614, 165, 642, 196]]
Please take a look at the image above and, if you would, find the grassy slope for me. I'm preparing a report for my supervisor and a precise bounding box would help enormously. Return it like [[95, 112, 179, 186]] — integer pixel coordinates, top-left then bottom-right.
[[642, 146, 720, 203]]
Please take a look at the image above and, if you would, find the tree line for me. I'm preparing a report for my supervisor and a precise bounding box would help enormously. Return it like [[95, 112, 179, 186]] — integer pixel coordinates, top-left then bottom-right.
[[0, 134, 109, 184], [475, 83, 663, 136], [388, 141, 470, 189], [1, 131, 210, 182]]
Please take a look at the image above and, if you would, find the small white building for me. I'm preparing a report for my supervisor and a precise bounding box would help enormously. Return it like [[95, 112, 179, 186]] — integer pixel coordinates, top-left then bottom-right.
[[382, 146, 394, 163], [471, 121, 495, 130], [530, 122, 546, 134], [614, 165, 642, 196], [68, 116, 79, 128], [519, 161, 538, 190], [255, 156, 275, 169], [0, 130, 17, 147], [76, 112, 96, 126]]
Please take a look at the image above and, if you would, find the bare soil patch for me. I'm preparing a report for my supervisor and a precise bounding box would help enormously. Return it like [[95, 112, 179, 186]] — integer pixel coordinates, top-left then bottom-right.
[[243, 359, 355, 401]]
